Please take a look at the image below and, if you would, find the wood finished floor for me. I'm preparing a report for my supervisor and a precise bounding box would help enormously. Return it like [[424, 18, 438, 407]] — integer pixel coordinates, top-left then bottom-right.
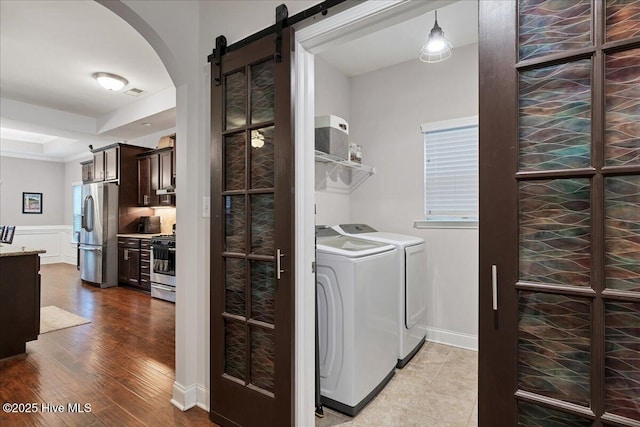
[[0, 263, 214, 427]]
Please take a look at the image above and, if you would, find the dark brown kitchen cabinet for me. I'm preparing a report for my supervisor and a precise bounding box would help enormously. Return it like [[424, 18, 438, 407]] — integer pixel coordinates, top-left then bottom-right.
[[137, 155, 159, 206], [94, 146, 119, 182], [0, 253, 41, 359], [86, 143, 150, 216], [137, 147, 174, 207], [81, 160, 94, 183], [158, 149, 174, 205], [139, 239, 151, 291], [118, 238, 140, 288]]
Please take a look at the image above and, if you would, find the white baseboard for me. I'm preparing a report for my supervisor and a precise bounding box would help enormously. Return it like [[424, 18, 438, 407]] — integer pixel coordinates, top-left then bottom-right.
[[426, 327, 478, 351], [196, 384, 209, 411], [171, 381, 197, 411]]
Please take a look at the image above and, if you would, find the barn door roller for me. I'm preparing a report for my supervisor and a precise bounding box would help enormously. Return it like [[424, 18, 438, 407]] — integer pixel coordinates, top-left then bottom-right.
[[213, 35, 227, 87], [208, 0, 348, 83], [275, 4, 288, 63]]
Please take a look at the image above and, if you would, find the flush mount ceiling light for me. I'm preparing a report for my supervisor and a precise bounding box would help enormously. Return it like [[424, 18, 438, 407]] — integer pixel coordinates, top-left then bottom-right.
[[419, 10, 453, 63], [93, 72, 128, 91]]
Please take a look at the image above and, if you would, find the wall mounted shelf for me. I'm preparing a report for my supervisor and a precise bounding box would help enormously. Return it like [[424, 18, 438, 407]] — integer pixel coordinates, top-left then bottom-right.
[[314, 150, 375, 192]]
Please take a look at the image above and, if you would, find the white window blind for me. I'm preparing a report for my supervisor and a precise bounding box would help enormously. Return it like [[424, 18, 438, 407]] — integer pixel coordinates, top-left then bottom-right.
[[72, 184, 82, 243], [422, 120, 478, 222]]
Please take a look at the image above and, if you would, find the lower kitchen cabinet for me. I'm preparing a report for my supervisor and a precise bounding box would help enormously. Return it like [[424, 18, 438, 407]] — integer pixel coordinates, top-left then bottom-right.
[[118, 238, 140, 288], [139, 239, 151, 291], [118, 237, 151, 292]]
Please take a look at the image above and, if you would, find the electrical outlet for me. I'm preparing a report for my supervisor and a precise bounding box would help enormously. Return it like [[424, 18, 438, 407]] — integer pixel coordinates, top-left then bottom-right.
[[202, 196, 211, 218]]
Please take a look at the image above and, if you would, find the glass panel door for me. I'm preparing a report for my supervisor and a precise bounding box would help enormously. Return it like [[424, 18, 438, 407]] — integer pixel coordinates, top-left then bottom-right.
[[211, 29, 294, 427], [479, 1, 640, 425], [220, 57, 277, 395]]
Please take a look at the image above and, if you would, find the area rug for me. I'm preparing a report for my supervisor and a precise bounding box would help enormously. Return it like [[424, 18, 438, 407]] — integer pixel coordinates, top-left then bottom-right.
[[40, 306, 91, 334]]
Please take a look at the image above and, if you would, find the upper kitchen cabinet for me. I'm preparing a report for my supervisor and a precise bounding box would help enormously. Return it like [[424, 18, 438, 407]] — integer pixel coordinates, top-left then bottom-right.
[[88, 143, 150, 207], [81, 160, 94, 183], [93, 146, 119, 182], [159, 149, 173, 190], [137, 154, 158, 206], [137, 146, 175, 207]]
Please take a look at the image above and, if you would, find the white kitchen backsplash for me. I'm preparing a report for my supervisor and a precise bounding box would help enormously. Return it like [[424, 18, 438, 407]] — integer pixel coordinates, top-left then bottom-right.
[[153, 207, 176, 234]]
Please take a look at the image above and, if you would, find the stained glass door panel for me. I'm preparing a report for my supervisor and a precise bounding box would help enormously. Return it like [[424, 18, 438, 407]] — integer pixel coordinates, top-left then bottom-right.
[[514, 0, 640, 424], [605, 48, 640, 166], [480, 1, 640, 425], [221, 59, 276, 390], [211, 29, 294, 427], [605, 0, 640, 42]]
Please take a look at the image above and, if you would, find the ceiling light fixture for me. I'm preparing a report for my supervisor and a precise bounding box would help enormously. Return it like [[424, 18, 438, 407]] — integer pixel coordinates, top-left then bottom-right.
[[93, 72, 128, 91], [419, 10, 453, 63]]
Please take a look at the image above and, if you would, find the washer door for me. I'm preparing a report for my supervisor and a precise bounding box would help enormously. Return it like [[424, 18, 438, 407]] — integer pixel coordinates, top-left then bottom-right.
[[405, 243, 427, 329], [316, 265, 343, 394]]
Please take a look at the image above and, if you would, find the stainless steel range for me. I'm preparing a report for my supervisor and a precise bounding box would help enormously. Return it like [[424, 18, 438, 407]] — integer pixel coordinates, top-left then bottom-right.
[[150, 234, 175, 302]]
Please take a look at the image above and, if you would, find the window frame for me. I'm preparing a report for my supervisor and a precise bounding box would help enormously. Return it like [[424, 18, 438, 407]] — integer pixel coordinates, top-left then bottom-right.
[[72, 182, 82, 243], [416, 116, 479, 230]]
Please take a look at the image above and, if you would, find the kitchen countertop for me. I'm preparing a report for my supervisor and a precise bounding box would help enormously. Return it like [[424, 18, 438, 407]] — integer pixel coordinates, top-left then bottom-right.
[[117, 233, 164, 239], [0, 246, 46, 257]]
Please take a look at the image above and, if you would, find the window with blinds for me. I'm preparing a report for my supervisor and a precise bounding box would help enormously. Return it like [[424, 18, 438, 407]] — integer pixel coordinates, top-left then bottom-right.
[[72, 184, 82, 243], [422, 117, 478, 222]]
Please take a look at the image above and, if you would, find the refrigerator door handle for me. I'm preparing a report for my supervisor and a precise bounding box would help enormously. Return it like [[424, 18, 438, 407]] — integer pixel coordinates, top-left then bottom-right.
[[79, 245, 102, 252], [84, 195, 94, 232]]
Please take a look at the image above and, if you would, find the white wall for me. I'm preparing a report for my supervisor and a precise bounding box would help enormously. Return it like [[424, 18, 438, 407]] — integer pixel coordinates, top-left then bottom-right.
[[314, 56, 352, 225], [0, 156, 65, 225], [348, 43, 479, 348]]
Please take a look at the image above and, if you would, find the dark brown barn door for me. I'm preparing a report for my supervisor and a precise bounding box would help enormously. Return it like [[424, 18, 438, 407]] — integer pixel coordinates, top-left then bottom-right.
[[479, 1, 640, 426], [210, 28, 295, 427]]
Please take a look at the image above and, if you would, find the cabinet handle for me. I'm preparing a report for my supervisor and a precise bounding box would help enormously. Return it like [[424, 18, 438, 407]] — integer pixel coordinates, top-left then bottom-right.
[[276, 249, 284, 280], [124, 249, 129, 261], [492, 265, 498, 311]]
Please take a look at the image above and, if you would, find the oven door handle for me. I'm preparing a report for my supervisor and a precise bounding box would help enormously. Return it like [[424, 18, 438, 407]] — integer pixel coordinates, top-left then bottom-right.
[[152, 284, 175, 292], [150, 246, 176, 252]]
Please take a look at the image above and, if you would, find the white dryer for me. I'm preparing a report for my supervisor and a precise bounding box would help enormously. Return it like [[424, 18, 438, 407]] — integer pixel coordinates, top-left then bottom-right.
[[315, 226, 398, 416], [334, 224, 427, 368]]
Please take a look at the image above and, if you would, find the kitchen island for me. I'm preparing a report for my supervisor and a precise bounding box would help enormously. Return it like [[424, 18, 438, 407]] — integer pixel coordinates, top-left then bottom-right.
[[0, 246, 45, 359]]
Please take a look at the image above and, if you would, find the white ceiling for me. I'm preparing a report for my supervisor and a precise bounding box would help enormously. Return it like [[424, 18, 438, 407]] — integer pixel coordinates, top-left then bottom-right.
[[0, 1, 477, 162], [0, 0, 175, 162], [318, 0, 478, 77]]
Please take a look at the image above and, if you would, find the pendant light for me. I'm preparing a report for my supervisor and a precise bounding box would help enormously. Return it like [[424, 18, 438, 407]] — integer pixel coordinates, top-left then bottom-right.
[[419, 10, 452, 63]]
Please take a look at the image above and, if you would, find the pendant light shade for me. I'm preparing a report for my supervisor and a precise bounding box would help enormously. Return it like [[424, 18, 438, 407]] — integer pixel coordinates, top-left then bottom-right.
[[93, 72, 128, 91], [419, 11, 452, 63]]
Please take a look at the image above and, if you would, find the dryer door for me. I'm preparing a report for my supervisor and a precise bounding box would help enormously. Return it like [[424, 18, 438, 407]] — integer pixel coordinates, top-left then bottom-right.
[[405, 243, 427, 329]]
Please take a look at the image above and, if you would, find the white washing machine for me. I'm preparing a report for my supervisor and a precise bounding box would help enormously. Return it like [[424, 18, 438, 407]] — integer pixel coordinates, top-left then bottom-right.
[[315, 226, 398, 416], [334, 224, 427, 368]]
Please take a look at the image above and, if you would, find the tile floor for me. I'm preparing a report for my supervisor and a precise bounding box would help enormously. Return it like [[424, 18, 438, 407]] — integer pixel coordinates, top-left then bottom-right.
[[316, 342, 478, 427]]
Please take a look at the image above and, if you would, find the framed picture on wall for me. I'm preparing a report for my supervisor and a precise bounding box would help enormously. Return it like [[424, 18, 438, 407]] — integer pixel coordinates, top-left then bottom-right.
[[22, 192, 43, 214]]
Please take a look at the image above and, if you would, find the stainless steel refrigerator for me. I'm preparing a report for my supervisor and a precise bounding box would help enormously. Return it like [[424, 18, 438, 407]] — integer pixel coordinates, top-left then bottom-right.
[[79, 182, 118, 288]]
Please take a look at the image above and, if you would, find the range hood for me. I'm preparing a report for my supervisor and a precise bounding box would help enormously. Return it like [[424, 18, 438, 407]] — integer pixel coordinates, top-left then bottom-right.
[[156, 187, 175, 195]]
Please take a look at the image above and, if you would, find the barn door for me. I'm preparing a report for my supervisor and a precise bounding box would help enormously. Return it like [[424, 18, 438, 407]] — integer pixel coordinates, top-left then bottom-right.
[[479, 1, 640, 425], [210, 26, 295, 427]]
